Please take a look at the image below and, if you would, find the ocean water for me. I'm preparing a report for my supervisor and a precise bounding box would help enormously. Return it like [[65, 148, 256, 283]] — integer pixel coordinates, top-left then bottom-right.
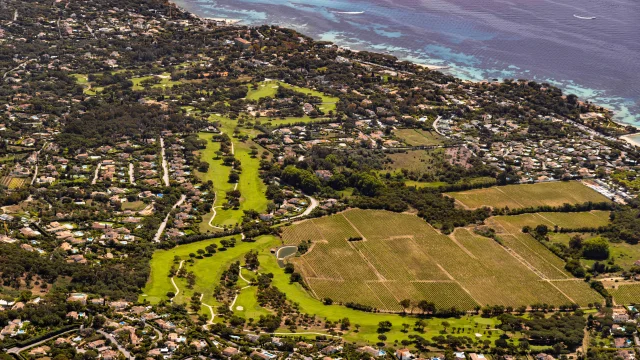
[[174, 0, 640, 126]]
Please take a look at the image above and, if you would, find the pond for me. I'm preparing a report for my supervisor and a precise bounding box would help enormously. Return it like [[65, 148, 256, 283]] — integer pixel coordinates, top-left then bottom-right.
[[276, 245, 298, 268]]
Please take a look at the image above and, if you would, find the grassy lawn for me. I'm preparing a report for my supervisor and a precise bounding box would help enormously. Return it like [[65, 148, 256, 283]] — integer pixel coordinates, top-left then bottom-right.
[[246, 80, 338, 112], [234, 286, 271, 320], [131, 72, 185, 91], [395, 128, 445, 146], [121, 201, 147, 211]]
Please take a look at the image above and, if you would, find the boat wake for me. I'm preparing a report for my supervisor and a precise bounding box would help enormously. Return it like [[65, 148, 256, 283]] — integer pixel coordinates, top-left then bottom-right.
[[573, 14, 596, 20], [335, 11, 365, 15]]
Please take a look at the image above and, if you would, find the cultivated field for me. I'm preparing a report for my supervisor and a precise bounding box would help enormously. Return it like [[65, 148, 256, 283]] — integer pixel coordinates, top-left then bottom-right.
[[449, 181, 610, 209], [610, 283, 640, 305], [0, 176, 26, 189], [282, 209, 603, 310], [549, 280, 605, 307], [486, 212, 612, 280]]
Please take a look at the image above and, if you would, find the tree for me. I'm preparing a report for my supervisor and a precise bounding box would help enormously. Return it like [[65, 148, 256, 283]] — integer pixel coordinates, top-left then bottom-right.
[[414, 319, 427, 333], [399, 299, 411, 314], [340, 317, 350, 331], [417, 300, 436, 314], [186, 271, 196, 289], [377, 321, 392, 333], [442, 321, 450, 333], [402, 323, 410, 333], [582, 237, 609, 260]]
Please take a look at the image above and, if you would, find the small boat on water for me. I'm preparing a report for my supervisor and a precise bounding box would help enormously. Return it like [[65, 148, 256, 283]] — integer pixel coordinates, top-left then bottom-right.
[[335, 11, 365, 15], [573, 14, 596, 20]]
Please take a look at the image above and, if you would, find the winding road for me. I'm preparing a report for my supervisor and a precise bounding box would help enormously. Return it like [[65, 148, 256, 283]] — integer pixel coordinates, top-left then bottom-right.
[[97, 330, 133, 359], [170, 260, 185, 302], [290, 195, 318, 220], [6, 328, 79, 355]]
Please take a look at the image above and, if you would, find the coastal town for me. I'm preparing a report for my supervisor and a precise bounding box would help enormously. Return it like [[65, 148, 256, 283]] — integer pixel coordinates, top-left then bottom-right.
[[2, 0, 640, 359]]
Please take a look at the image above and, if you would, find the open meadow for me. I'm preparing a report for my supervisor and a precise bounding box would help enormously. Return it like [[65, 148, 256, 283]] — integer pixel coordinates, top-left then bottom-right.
[[282, 209, 603, 310], [395, 128, 445, 146], [449, 181, 610, 209]]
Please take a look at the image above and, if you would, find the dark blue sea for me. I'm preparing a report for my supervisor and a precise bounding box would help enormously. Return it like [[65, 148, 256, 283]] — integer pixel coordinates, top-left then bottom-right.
[[174, 0, 640, 126]]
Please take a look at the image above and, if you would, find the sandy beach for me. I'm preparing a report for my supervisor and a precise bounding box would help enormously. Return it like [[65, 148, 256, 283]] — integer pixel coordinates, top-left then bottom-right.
[[619, 133, 640, 147]]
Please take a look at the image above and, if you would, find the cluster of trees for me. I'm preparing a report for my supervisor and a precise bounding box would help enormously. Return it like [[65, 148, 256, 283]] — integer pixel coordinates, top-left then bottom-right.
[[57, 104, 201, 151], [0, 243, 149, 301]]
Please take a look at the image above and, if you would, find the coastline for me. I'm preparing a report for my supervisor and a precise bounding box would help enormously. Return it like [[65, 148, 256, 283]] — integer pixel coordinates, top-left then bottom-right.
[[620, 134, 640, 148], [170, 0, 637, 137]]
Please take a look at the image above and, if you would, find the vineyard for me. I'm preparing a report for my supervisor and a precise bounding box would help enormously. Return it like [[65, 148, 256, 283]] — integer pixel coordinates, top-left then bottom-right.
[[282, 209, 604, 311], [550, 280, 604, 307], [0, 176, 27, 189], [449, 181, 610, 209], [611, 283, 640, 305]]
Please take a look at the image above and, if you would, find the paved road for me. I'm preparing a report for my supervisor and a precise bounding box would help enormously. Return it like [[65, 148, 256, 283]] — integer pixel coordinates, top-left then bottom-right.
[[91, 162, 102, 185], [7, 328, 79, 355], [432, 115, 444, 136], [170, 260, 185, 302], [290, 195, 318, 220], [152, 194, 186, 242], [97, 330, 133, 359], [128, 163, 135, 184], [160, 137, 170, 186]]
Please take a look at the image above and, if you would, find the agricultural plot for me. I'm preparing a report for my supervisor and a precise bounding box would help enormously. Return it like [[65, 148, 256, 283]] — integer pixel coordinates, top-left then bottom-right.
[[1, 176, 26, 189], [449, 181, 610, 209], [395, 128, 445, 146], [549, 280, 603, 307], [283, 209, 592, 310], [536, 211, 611, 229], [384, 149, 443, 174], [611, 283, 640, 305]]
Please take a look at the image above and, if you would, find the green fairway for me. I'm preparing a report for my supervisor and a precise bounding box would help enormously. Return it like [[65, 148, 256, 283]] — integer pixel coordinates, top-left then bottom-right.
[[246, 80, 338, 114], [131, 72, 185, 91], [140, 235, 278, 306], [197, 117, 268, 230], [234, 286, 271, 320], [71, 73, 103, 95]]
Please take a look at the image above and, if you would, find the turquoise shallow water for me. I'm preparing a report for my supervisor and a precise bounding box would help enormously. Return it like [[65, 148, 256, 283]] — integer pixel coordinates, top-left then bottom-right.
[[175, 0, 640, 126]]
